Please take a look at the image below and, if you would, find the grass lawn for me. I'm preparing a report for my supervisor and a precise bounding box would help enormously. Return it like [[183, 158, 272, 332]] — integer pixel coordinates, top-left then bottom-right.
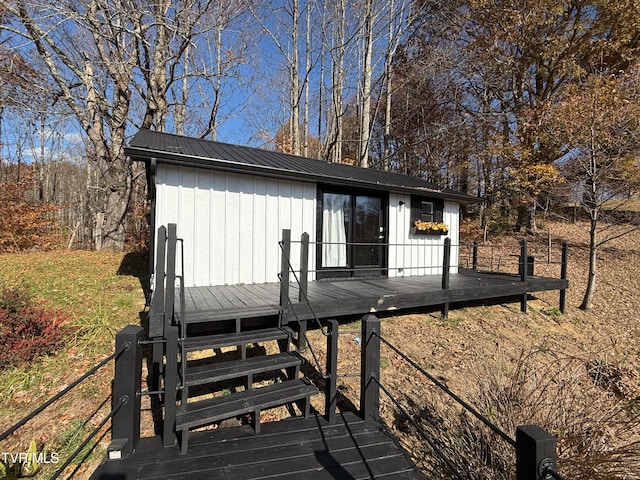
[[0, 251, 147, 479]]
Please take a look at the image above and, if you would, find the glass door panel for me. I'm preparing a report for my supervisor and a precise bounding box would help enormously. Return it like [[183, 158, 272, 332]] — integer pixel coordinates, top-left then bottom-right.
[[319, 191, 386, 277], [353, 195, 383, 275]]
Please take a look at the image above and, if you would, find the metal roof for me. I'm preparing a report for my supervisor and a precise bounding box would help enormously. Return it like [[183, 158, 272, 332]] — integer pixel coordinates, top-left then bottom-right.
[[126, 129, 478, 202]]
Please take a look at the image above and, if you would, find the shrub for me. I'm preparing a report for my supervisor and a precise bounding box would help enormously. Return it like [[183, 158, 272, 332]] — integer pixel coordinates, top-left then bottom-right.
[[0, 288, 69, 370], [390, 350, 640, 480]]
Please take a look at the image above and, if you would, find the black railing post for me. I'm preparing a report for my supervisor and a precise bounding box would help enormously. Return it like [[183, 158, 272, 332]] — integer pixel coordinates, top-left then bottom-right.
[[325, 319, 339, 423], [150, 226, 167, 389], [559, 242, 568, 314], [360, 314, 380, 422], [150, 225, 166, 338], [110, 325, 144, 459], [441, 237, 451, 319], [163, 325, 179, 448], [165, 224, 177, 333], [299, 232, 309, 302], [472, 240, 478, 270], [519, 239, 528, 313], [279, 229, 291, 324], [516, 425, 558, 480]]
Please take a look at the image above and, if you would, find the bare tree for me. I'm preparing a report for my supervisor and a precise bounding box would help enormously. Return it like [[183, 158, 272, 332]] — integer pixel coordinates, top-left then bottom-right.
[[544, 68, 640, 309], [358, 0, 374, 168], [251, 0, 305, 155], [5, 0, 213, 249]]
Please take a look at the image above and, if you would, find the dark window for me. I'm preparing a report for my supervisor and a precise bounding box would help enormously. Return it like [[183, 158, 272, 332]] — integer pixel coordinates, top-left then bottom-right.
[[411, 196, 444, 224], [419, 201, 434, 222]]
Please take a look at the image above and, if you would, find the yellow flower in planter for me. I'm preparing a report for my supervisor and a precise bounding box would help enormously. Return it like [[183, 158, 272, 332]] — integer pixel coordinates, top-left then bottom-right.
[[414, 221, 449, 233]]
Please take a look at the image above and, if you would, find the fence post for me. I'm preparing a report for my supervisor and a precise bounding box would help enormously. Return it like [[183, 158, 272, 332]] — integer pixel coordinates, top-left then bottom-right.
[[559, 242, 568, 314], [519, 239, 528, 313], [516, 425, 558, 480], [441, 237, 451, 319], [110, 325, 144, 459], [360, 314, 380, 422], [325, 319, 339, 423], [472, 240, 478, 270], [279, 229, 291, 324]]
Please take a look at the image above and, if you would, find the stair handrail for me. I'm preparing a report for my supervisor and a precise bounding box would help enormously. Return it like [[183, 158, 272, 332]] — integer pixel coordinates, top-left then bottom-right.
[[278, 230, 330, 380], [276, 277, 330, 380], [177, 237, 187, 391], [278, 232, 328, 338]]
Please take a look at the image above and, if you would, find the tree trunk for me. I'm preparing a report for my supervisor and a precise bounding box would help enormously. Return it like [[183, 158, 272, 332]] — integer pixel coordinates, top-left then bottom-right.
[[358, 0, 373, 168], [290, 0, 300, 155], [328, 0, 345, 163], [515, 204, 537, 234], [579, 217, 598, 310]]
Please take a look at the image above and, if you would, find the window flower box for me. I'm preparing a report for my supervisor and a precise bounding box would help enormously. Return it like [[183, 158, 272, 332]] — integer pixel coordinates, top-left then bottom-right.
[[412, 221, 449, 235]]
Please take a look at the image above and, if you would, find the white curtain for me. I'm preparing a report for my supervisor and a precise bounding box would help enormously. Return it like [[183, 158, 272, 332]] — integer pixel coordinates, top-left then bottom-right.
[[322, 194, 348, 267]]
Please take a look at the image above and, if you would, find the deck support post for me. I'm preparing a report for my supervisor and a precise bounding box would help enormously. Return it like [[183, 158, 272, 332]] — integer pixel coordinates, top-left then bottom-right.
[[515, 425, 558, 480], [325, 319, 339, 423], [111, 325, 143, 459], [519, 239, 528, 313], [163, 325, 179, 448], [441, 237, 451, 319], [360, 315, 380, 422], [559, 242, 568, 314], [279, 229, 291, 325], [472, 240, 478, 270]]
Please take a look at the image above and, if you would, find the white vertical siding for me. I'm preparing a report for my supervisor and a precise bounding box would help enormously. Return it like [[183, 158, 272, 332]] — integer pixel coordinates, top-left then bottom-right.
[[156, 165, 316, 287], [387, 194, 460, 277]]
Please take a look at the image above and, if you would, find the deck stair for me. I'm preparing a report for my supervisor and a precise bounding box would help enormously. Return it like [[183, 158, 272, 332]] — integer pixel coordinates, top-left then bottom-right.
[[153, 224, 318, 454], [172, 321, 318, 454]]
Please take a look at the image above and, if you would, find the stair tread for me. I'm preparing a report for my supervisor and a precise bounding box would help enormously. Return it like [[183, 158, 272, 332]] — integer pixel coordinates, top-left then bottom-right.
[[176, 379, 318, 430], [176, 305, 283, 324], [183, 327, 294, 352], [185, 352, 303, 386]]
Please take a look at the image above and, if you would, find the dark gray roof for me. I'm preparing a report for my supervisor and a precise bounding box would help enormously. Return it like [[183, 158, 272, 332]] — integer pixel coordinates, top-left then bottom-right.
[[126, 129, 477, 202]]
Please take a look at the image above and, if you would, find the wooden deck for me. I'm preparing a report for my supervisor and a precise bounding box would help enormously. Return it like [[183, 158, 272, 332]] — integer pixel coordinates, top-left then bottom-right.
[[91, 412, 427, 480], [181, 269, 568, 322]]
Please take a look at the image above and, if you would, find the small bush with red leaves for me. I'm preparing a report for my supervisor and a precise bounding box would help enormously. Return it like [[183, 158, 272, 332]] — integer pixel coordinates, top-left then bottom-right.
[[0, 288, 69, 370]]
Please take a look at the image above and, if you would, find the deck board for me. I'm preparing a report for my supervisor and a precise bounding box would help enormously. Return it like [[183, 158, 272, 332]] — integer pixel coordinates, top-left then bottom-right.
[[180, 270, 568, 323], [91, 412, 426, 480]]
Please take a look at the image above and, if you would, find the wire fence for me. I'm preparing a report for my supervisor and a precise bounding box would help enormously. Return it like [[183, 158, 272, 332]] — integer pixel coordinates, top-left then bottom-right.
[[367, 330, 567, 480], [284, 233, 567, 280], [0, 342, 132, 479]]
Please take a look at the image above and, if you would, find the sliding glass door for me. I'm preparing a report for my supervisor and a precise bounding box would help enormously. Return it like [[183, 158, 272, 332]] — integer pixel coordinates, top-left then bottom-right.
[[319, 190, 386, 278]]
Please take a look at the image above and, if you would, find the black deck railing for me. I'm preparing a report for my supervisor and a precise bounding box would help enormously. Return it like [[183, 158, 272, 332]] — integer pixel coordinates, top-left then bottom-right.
[[351, 314, 568, 480], [0, 327, 142, 478], [279, 230, 569, 318]]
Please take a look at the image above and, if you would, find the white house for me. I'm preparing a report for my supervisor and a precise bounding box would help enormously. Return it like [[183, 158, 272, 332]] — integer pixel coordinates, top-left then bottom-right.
[[126, 129, 477, 288]]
